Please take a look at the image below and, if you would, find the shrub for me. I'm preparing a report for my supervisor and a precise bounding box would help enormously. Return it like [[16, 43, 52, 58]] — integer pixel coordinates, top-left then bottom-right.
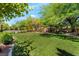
[[2, 33, 13, 45], [12, 40, 35, 56]]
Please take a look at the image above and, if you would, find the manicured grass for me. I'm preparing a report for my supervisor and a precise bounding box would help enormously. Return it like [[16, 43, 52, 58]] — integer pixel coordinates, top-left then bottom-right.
[[14, 32, 79, 56]]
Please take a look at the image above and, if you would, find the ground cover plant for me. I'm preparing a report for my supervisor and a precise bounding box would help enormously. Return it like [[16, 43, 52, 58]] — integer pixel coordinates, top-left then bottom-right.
[[12, 40, 35, 56]]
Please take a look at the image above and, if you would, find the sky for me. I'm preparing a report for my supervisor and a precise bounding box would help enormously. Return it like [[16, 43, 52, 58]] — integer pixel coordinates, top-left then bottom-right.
[[6, 3, 48, 26]]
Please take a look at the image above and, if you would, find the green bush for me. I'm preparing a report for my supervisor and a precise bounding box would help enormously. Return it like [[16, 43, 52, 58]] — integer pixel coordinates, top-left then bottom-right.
[[12, 40, 34, 56], [2, 33, 13, 45]]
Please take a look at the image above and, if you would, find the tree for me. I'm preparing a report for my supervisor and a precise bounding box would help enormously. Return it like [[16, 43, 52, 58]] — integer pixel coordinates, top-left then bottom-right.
[[0, 3, 28, 32], [41, 3, 79, 33], [2, 23, 10, 30], [64, 16, 78, 32], [12, 16, 44, 32], [0, 3, 28, 20]]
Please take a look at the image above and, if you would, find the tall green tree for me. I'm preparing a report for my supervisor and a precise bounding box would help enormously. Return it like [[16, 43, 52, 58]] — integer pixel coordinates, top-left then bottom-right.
[[12, 16, 43, 31], [41, 3, 79, 32], [2, 23, 10, 30], [0, 3, 28, 32]]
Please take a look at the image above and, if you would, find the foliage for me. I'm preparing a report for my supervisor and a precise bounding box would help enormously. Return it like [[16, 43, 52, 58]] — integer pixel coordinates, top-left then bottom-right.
[[0, 3, 28, 20], [0, 3, 28, 32], [12, 40, 34, 56], [12, 17, 44, 32], [0, 32, 4, 42], [2, 33, 13, 45], [41, 3, 79, 32], [1, 23, 10, 30]]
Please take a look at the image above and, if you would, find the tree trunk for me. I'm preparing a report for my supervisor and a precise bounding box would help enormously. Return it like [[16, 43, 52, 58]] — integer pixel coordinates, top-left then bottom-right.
[[66, 17, 77, 33], [0, 24, 3, 32], [71, 25, 76, 33], [71, 25, 77, 35], [48, 25, 53, 33]]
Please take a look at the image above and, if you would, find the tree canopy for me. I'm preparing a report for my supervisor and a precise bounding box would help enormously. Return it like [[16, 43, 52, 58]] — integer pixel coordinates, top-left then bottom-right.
[[41, 3, 79, 32], [11, 16, 44, 31], [0, 3, 29, 32], [0, 3, 28, 21], [41, 3, 79, 25]]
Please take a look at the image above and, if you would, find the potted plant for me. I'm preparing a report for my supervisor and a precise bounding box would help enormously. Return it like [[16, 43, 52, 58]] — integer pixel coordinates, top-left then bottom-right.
[[2, 33, 13, 45]]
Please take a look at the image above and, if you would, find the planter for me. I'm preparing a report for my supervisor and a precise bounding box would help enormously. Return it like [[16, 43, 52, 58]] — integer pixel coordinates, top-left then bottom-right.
[[0, 43, 14, 56], [0, 44, 5, 52]]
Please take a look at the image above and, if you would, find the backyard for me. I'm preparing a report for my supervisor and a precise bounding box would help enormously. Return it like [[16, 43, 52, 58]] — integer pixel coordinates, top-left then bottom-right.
[[1, 3, 79, 56]]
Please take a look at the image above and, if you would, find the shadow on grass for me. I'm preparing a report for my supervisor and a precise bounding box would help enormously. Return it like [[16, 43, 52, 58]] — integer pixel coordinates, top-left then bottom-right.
[[40, 33, 79, 42], [55, 34, 79, 42], [40, 33, 53, 37], [56, 48, 75, 56]]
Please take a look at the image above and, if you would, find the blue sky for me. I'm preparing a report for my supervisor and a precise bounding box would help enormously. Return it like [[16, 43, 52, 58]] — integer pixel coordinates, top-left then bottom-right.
[[6, 3, 48, 26]]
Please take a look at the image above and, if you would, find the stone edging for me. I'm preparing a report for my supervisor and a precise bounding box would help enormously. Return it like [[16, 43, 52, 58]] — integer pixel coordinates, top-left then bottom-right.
[[8, 44, 14, 56]]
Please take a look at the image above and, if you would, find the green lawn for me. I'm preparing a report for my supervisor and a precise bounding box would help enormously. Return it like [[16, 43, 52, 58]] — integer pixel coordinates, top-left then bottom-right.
[[13, 32, 79, 56]]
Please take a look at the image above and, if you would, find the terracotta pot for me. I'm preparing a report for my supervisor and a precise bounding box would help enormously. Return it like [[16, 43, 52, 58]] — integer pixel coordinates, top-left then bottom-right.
[[0, 44, 6, 52], [5, 45, 12, 48]]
